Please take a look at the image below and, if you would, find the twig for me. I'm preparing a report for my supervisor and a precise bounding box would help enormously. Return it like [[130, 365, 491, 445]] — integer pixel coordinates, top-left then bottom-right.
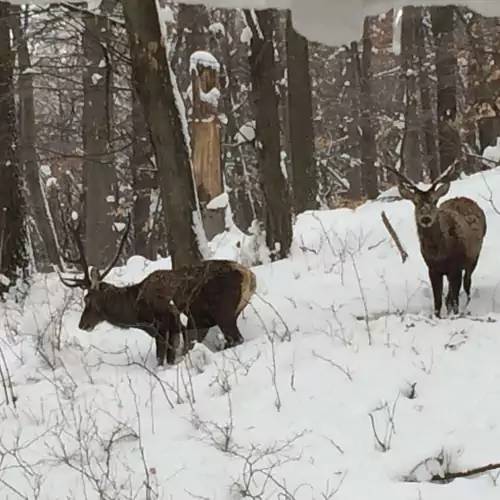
[[431, 461, 500, 483], [381, 211, 408, 263]]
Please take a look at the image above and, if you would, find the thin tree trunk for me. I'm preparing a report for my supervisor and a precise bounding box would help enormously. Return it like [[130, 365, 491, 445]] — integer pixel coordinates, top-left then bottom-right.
[[245, 9, 293, 261], [416, 8, 439, 181], [401, 6, 422, 182], [357, 19, 379, 199], [286, 10, 318, 213], [122, 0, 203, 268], [12, 6, 61, 271], [0, 2, 27, 291], [82, 10, 117, 267], [431, 6, 461, 175]]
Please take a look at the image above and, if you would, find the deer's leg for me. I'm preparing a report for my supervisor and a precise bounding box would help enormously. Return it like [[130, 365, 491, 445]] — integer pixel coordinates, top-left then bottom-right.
[[446, 268, 462, 315], [463, 257, 478, 303], [212, 312, 244, 349], [165, 330, 181, 365], [429, 268, 443, 318], [182, 316, 209, 354], [155, 332, 167, 366]]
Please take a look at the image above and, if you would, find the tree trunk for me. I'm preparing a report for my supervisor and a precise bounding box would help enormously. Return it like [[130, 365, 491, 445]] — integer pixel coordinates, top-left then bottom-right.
[[285, 10, 318, 213], [0, 2, 28, 292], [246, 9, 292, 261], [82, 10, 117, 268], [416, 8, 439, 181], [122, 0, 203, 269], [431, 6, 460, 175], [401, 6, 422, 182], [131, 91, 155, 260], [12, 6, 61, 271], [356, 19, 379, 199]]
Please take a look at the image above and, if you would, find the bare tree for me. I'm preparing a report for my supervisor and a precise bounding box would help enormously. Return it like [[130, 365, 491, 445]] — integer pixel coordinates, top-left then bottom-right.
[[245, 9, 293, 261], [0, 2, 28, 291], [122, 0, 203, 268], [285, 10, 318, 213], [431, 6, 460, 175], [82, 8, 117, 267], [12, 6, 62, 271]]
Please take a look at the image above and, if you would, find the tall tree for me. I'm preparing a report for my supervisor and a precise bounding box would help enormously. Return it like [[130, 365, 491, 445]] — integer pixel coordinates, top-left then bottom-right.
[[416, 8, 439, 180], [82, 9, 117, 267], [401, 6, 422, 182], [285, 10, 318, 213], [431, 6, 460, 175], [12, 6, 62, 271], [0, 2, 28, 292], [122, 0, 203, 268], [245, 9, 293, 261], [355, 19, 379, 199]]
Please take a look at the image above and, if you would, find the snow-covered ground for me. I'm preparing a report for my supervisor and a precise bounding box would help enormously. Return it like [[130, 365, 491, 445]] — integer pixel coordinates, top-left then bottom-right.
[[3, 167, 500, 499]]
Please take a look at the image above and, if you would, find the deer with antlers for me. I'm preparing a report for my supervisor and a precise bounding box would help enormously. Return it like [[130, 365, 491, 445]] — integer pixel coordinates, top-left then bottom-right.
[[59, 214, 257, 366], [385, 161, 487, 317]]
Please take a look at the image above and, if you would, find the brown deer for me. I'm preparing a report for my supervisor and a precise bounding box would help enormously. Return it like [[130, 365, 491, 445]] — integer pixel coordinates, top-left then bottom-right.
[[385, 161, 487, 317], [59, 214, 257, 366]]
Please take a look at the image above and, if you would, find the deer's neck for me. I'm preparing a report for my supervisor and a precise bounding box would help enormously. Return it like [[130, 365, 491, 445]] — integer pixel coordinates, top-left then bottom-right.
[[101, 284, 142, 328], [417, 213, 450, 262]]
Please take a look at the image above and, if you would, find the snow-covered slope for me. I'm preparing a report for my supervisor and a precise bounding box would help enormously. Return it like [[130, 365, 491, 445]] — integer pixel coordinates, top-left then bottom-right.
[[2, 168, 500, 499]]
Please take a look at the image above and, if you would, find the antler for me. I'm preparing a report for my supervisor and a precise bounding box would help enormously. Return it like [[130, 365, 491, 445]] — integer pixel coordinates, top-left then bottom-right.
[[382, 156, 460, 192], [59, 213, 92, 288], [59, 211, 132, 289]]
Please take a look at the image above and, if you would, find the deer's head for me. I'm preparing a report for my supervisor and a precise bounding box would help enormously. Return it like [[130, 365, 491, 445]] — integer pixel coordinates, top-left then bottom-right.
[[59, 213, 131, 332], [385, 161, 457, 229]]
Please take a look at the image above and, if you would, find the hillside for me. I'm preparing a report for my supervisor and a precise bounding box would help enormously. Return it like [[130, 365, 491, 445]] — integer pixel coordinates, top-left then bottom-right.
[[2, 167, 500, 499]]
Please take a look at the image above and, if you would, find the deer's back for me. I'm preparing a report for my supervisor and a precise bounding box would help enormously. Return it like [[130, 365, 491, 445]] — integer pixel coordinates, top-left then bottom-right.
[[136, 260, 252, 312], [440, 196, 486, 260]]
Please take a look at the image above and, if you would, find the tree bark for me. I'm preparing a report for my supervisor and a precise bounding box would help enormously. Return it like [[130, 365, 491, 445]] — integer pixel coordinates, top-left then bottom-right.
[[246, 9, 293, 261], [285, 10, 318, 213], [416, 8, 439, 181], [356, 19, 379, 199], [0, 2, 28, 291], [431, 6, 461, 175], [82, 10, 117, 267], [122, 0, 203, 268], [12, 6, 62, 271], [401, 6, 422, 182]]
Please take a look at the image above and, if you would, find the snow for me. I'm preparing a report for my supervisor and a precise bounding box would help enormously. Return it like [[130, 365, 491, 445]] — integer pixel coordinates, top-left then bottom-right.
[[4, 167, 500, 498], [482, 138, 500, 166], [206, 191, 229, 210], [234, 120, 256, 145], [189, 50, 221, 74], [200, 87, 221, 107]]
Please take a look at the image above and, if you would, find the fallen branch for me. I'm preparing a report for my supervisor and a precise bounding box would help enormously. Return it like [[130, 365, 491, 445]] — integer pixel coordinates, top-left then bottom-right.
[[431, 461, 500, 483], [381, 211, 408, 263]]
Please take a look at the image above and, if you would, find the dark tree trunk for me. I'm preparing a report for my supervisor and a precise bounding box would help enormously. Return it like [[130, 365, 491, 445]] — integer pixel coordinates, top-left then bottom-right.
[[246, 9, 292, 261], [356, 19, 379, 199], [0, 2, 28, 292], [346, 45, 362, 200], [82, 11, 117, 268], [285, 10, 318, 213], [122, 0, 203, 269], [401, 6, 422, 182], [416, 8, 439, 181], [431, 6, 460, 175], [12, 7, 61, 271], [131, 92, 155, 260]]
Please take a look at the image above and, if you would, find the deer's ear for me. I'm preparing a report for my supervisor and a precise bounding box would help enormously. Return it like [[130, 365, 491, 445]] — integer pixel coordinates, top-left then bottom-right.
[[398, 183, 416, 201], [433, 182, 450, 199], [89, 267, 101, 290]]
